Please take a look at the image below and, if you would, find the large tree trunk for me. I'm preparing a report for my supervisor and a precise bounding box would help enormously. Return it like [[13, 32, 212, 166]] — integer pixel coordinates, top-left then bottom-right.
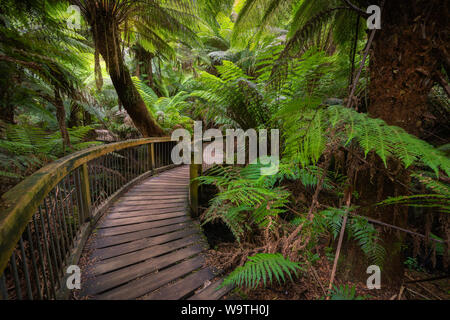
[[90, 17, 164, 137], [340, 0, 449, 289], [368, 0, 448, 137]]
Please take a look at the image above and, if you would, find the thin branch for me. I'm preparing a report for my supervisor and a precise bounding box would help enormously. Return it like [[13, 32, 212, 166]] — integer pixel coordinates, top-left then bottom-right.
[[346, 0, 385, 108], [342, 0, 369, 17], [349, 212, 447, 244], [346, 27, 376, 108], [326, 188, 352, 298], [405, 274, 450, 284]]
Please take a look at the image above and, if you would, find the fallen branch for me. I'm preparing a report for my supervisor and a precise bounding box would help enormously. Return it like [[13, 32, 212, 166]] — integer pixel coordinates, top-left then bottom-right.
[[405, 274, 443, 300], [404, 274, 450, 284]]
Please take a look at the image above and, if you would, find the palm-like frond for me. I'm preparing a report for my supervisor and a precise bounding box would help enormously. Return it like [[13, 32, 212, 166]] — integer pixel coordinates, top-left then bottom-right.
[[231, 0, 294, 47]]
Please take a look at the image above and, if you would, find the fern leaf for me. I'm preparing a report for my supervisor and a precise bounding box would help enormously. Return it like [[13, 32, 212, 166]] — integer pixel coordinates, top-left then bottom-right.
[[222, 253, 302, 289]]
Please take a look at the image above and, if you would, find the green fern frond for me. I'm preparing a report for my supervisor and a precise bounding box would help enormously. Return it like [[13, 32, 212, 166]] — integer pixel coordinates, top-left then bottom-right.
[[327, 105, 450, 176], [349, 216, 386, 267], [197, 164, 290, 241], [222, 253, 303, 289]]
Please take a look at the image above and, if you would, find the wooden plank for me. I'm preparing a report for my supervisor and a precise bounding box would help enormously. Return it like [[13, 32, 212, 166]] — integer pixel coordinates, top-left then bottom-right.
[[124, 192, 188, 196], [155, 178, 188, 181], [114, 199, 187, 206], [134, 180, 188, 185], [98, 255, 205, 300], [148, 175, 189, 178], [131, 182, 188, 186], [109, 203, 187, 213], [188, 279, 233, 300], [148, 176, 189, 179], [141, 181, 190, 189], [107, 207, 188, 219], [82, 245, 205, 296], [94, 228, 199, 260], [131, 185, 188, 189], [119, 195, 188, 201], [129, 188, 188, 193], [142, 268, 216, 300], [92, 235, 203, 275], [98, 216, 190, 237], [122, 192, 188, 197], [94, 222, 191, 248], [134, 176, 187, 179], [99, 211, 186, 228], [116, 195, 187, 201]]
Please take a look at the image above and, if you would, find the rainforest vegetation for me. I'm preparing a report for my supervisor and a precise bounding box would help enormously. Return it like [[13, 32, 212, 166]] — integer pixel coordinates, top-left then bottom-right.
[[0, 0, 449, 300]]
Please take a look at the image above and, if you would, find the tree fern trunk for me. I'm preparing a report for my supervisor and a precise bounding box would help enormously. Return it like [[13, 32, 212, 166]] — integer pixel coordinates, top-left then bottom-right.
[[368, 0, 448, 137], [91, 18, 164, 137], [341, 0, 448, 289]]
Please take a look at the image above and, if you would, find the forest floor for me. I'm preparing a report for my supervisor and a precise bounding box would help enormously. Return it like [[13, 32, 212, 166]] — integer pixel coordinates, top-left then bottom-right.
[[205, 243, 450, 300]]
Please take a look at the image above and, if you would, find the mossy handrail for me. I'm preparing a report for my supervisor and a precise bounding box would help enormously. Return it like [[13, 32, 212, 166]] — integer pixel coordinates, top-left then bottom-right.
[[0, 137, 175, 299]]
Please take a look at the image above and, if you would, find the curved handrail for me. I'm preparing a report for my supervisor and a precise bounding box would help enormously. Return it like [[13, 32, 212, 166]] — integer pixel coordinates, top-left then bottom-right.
[[0, 137, 172, 277]]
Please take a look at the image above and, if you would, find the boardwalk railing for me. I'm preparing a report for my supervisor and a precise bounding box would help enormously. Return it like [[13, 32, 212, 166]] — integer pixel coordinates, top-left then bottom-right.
[[0, 137, 177, 300]]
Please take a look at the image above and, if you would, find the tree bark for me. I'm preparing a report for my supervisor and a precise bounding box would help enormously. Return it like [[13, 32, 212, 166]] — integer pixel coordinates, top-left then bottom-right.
[[368, 0, 449, 137], [341, 0, 449, 289], [90, 17, 164, 137]]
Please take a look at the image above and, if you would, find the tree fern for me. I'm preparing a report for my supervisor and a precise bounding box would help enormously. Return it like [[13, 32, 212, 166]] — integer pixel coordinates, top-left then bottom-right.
[[197, 163, 290, 242], [282, 102, 450, 177], [190, 61, 272, 129]]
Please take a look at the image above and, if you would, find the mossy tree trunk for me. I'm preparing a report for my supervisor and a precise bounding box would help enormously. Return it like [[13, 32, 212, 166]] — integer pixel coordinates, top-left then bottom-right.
[[89, 15, 164, 137]]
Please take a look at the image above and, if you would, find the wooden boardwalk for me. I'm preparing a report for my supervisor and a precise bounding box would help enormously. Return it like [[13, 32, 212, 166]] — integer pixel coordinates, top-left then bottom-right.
[[80, 165, 230, 300]]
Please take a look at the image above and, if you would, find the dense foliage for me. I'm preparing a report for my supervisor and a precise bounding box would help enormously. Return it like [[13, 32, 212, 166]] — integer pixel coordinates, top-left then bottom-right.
[[0, 0, 448, 299]]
